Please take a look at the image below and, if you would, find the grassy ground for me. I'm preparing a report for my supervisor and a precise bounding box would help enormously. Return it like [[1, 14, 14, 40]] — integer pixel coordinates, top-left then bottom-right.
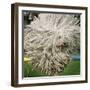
[[24, 63, 47, 77], [24, 60, 80, 77], [59, 60, 80, 75]]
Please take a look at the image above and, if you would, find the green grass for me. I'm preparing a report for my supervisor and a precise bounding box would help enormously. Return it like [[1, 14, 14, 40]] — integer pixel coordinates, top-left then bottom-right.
[[59, 60, 80, 75], [24, 63, 47, 77], [24, 60, 80, 77]]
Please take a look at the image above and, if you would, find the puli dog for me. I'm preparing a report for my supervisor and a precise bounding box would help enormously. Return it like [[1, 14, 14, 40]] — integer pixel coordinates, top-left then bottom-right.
[[24, 13, 80, 75]]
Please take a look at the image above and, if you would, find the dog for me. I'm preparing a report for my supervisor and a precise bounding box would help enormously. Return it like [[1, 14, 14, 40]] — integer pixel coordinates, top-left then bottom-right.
[[24, 13, 80, 75]]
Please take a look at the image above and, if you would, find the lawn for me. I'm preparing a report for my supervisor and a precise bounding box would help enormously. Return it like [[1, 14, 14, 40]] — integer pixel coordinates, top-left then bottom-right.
[[24, 60, 80, 77], [59, 60, 80, 75]]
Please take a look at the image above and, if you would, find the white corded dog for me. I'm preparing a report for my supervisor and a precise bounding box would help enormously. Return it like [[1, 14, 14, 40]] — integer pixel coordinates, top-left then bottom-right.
[[24, 13, 80, 75]]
